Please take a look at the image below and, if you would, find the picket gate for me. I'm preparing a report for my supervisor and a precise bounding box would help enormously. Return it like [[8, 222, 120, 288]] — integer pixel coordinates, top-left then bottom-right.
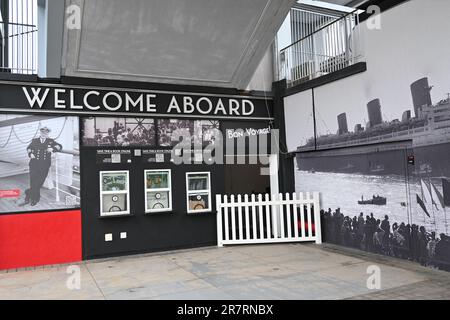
[[216, 192, 322, 247]]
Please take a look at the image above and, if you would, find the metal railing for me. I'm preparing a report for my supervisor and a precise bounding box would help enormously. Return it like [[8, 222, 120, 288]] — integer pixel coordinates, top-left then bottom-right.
[[290, 7, 343, 43], [0, 0, 38, 75], [279, 9, 362, 87]]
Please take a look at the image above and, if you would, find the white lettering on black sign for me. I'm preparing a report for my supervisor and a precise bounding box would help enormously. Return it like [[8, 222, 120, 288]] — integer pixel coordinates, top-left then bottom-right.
[[21, 87, 261, 118]]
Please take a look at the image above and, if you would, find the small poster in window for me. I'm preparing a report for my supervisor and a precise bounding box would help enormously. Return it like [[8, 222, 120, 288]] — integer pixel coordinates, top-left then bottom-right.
[[102, 172, 127, 191], [146, 171, 169, 189], [188, 194, 209, 211], [102, 193, 128, 214], [147, 191, 170, 211]]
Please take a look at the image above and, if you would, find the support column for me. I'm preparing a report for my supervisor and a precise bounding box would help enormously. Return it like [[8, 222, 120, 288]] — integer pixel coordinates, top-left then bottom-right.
[[38, 0, 65, 78], [272, 79, 295, 195]]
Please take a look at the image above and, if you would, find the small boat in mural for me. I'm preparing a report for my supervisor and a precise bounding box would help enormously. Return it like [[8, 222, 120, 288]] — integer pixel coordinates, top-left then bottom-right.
[[370, 164, 385, 174], [340, 163, 356, 172], [358, 195, 387, 206]]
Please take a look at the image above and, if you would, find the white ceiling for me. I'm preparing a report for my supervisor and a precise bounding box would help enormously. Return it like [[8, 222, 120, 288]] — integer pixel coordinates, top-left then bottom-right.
[[62, 0, 295, 89]]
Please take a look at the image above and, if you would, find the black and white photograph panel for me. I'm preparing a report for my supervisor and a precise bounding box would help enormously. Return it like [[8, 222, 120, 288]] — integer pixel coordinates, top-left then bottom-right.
[[0, 114, 80, 213], [294, 77, 450, 271], [82, 117, 156, 147], [296, 145, 450, 272], [289, 4, 450, 272], [157, 119, 220, 147], [193, 120, 220, 146], [157, 119, 194, 147], [313, 75, 450, 151], [295, 74, 450, 271]]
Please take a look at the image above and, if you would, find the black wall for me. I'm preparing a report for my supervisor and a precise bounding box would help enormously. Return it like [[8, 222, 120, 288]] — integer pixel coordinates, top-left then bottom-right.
[[81, 148, 224, 259], [81, 119, 273, 260]]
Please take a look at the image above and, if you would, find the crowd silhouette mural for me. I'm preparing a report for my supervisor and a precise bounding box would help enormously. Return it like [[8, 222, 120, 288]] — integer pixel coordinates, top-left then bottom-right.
[[320, 208, 450, 271]]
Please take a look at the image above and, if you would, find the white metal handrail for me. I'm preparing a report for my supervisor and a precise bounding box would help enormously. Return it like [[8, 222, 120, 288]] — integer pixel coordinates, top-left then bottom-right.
[[216, 192, 322, 247], [279, 9, 362, 87]]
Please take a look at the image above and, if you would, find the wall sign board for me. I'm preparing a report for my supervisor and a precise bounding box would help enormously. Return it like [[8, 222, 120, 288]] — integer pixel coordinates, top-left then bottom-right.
[[0, 81, 273, 120]]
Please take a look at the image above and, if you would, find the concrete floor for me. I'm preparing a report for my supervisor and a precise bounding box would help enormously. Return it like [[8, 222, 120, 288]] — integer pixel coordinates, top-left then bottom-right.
[[0, 243, 449, 300]]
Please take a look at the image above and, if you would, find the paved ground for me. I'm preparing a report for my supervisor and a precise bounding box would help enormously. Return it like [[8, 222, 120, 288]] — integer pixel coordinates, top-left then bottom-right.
[[0, 243, 449, 300]]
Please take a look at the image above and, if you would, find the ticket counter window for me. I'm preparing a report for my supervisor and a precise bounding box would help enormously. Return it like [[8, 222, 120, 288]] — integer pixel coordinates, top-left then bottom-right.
[[186, 172, 211, 213], [100, 171, 130, 216], [145, 169, 172, 213]]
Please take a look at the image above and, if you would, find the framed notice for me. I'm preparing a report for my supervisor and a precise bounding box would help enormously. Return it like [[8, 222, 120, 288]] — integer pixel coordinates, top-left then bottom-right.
[[144, 169, 172, 213], [99, 171, 130, 216], [186, 172, 211, 214]]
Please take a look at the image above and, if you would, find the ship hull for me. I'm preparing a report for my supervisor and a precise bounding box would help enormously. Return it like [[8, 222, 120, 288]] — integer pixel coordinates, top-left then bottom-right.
[[297, 141, 450, 178]]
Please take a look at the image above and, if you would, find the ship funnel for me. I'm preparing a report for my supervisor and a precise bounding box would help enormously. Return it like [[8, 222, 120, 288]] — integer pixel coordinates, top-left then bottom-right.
[[367, 99, 382, 128], [337, 113, 348, 135], [411, 77, 432, 117], [402, 110, 411, 122]]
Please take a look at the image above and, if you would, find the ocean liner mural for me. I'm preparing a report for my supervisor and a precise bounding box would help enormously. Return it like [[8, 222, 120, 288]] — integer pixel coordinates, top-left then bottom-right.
[[295, 78, 450, 271]]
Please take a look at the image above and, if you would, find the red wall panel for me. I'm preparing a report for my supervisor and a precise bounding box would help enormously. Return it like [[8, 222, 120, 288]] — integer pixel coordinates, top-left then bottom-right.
[[0, 210, 81, 270]]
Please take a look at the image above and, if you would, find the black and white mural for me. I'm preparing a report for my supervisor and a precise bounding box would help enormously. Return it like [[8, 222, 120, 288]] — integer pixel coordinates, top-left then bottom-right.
[[287, 0, 450, 271], [0, 114, 80, 213], [82, 117, 156, 147], [82, 117, 220, 147], [158, 119, 219, 147]]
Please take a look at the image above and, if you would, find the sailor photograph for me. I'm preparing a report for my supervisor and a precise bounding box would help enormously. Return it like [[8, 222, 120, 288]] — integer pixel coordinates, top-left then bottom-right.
[[21, 126, 63, 207]]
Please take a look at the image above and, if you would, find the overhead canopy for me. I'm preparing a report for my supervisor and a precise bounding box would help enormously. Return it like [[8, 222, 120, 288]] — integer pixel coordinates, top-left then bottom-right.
[[62, 0, 295, 89]]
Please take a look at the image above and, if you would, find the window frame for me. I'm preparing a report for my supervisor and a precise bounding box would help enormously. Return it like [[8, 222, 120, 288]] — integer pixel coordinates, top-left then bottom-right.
[[186, 172, 212, 214], [99, 170, 130, 217], [144, 169, 173, 213]]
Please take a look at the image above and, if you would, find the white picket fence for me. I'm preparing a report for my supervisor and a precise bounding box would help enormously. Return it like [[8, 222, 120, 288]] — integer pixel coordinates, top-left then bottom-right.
[[216, 192, 322, 247]]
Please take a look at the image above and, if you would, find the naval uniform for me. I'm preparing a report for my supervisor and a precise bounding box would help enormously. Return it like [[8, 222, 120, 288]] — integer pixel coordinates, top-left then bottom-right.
[[25, 138, 63, 204]]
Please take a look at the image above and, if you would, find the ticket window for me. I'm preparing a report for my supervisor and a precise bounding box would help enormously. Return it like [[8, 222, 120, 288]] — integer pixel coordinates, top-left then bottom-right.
[[145, 169, 173, 213], [186, 172, 212, 214], [99, 170, 130, 216]]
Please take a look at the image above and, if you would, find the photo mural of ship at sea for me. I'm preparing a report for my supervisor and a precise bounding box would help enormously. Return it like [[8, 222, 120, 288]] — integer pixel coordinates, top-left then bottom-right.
[[296, 78, 450, 271]]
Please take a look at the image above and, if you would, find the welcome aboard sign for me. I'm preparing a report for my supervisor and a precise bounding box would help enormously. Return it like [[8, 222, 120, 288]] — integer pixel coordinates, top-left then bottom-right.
[[0, 81, 273, 120]]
